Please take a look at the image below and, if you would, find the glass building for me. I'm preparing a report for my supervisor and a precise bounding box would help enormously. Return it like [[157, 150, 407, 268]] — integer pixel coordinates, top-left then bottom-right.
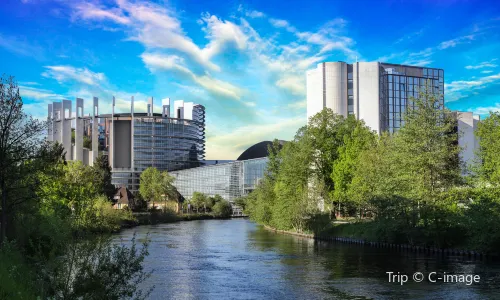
[[108, 109, 205, 192], [379, 63, 444, 133], [170, 157, 268, 203], [47, 97, 205, 194], [307, 61, 444, 134]]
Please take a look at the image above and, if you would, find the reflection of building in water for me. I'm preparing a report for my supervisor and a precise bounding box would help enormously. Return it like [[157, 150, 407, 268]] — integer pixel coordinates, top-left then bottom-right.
[[47, 97, 205, 193], [171, 141, 285, 215]]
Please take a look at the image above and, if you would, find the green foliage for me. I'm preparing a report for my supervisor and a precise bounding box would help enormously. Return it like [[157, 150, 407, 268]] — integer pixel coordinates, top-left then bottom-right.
[[190, 192, 208, 212], [247, 85, 500, 252], [94, 154, 115, 200], [49, 235, 152, 300], [139, 167, 176, 209], [331, 118, 376, 212], [212, 200, 233, 218], [475, 111, 500, 184]]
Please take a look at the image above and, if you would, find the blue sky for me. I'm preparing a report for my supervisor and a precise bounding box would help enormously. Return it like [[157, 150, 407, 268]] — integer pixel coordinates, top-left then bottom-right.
[[1, 0, 500, 159]]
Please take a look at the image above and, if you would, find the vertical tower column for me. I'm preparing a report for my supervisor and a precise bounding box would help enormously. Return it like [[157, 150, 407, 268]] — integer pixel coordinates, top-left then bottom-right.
[[75, 98, 84, 162], [52, 102, 62, 144], [131, 96, 134, 172], [162, 98, 170, 117], [147, 96, 154, 116], [62, 100, 72, 161], [47, 104, 53, 142], [91, 97, 98, 166], [111, 96, 115, 169]]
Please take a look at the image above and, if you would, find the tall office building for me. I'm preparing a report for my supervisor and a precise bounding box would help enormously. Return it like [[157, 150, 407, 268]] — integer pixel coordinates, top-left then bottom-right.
[[306, 61, 480, 167], [306, 61, 444, 133]]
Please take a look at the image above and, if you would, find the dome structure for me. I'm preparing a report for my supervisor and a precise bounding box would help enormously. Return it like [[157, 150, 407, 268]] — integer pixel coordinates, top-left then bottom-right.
[[236, 140, 286, 161]]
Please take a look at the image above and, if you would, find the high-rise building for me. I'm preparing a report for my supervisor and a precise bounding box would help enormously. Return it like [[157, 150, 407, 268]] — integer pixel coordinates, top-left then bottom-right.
[[307, 61, 444, 134], [47, 97, 205, 193], [306, 61, 479, 167]]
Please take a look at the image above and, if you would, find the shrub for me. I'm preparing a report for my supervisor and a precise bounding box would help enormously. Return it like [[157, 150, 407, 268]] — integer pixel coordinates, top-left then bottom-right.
[[212, 200, 233, 218]]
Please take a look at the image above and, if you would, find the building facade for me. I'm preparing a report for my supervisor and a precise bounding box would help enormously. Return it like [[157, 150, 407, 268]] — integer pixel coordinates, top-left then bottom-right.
[[307, 61, 479, 167], [307, 61, 444, 134], [170, 157, 268, 203], [47, 97, 205, 193]]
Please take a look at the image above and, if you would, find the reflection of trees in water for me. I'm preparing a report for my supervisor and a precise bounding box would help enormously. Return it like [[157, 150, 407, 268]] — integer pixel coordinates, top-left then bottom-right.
[[246, 224, 500, 298]]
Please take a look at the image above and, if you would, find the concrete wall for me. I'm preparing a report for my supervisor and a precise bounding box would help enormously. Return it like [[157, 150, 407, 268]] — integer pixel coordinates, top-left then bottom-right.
[[356, 62, 380, 134], [324, 62, 348, 117], [62, 100, 72, 161], [457, 111, 478, 169]]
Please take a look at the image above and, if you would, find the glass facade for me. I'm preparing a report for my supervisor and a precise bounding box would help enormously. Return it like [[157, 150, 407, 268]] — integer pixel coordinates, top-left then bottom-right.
[[379, 64, 444, 133], [170, 157, 268, 203], [108, 106, 205, 193]]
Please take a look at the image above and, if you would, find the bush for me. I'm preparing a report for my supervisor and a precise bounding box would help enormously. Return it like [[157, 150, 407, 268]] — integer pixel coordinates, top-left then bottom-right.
[[212, 200, 233, 218]]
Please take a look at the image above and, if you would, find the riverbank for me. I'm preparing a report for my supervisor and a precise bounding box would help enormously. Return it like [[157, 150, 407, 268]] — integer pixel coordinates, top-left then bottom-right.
[[126, 211, 235, 227], [263, 223, 496, 260]]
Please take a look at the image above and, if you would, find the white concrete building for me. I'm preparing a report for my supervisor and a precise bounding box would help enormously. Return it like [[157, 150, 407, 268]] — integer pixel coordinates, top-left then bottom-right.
[[455, 111, 481, 169], [306, 61, 480, 168]]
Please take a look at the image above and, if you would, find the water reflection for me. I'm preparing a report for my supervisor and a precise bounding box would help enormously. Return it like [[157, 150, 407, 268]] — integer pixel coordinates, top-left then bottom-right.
[[114, 219, 500, 300]]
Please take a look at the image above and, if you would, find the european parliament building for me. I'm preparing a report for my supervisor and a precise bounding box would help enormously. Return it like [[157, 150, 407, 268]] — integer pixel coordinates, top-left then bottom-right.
[[47, 97, 205, 193]]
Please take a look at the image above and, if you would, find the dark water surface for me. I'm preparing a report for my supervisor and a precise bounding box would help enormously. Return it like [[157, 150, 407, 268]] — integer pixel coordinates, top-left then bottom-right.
[[114, 219, 500, 300]]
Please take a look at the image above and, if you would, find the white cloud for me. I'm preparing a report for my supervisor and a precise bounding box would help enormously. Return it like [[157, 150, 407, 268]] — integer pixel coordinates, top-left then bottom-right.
[[237, 5, 265, 18], [481, 70, 494, 74], [276, 75, 306, 96], [70, 0, 254, 73], [72, 2, 130, 24], [438, 35, 475, 49], [470, 103, 500, 115], [199, 13, 248, 60], [19, 85, 64, 101], [141, 53, 244, 101], [465, 59, 498, 69], [0, 33, 44, 59], [42, 66, 106, 86], [445, 72, 500, 101], [206, 117, 305, 159], [287, 99, 307, 109]]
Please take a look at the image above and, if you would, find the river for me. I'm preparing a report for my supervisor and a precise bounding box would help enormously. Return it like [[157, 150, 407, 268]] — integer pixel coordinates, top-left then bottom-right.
[[114, 219, 500, 299]]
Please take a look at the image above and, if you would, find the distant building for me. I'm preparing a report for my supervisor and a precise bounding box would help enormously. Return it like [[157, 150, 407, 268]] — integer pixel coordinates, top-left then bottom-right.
[[453, 111, 481, 170], [47, 97, 205, 193], [170, 141, 285, 214]]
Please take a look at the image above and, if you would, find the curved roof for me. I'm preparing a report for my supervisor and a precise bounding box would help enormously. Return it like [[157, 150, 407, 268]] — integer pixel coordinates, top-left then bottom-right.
[[237, 140, 286, 161]]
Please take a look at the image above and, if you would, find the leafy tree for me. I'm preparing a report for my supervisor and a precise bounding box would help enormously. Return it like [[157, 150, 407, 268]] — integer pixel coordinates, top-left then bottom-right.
[[391, 84, 462, 227], [212, 200, 233, 218], [331, 119, 376, 216], [93, 154, 115, 200], [0, 76, 64, 245], [475, 111, 500, 184], [139, 167, 175, 210], [190, 192, 207, 213]]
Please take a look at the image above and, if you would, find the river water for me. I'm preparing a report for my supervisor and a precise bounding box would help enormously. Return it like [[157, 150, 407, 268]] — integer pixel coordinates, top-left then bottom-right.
[[114, 219, 500, 299]]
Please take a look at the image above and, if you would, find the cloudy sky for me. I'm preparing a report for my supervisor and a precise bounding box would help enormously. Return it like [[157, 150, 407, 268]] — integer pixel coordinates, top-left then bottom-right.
[[1, 0, 500, 159]]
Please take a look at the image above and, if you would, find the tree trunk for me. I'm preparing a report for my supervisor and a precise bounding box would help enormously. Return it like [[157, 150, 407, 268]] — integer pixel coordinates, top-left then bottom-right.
[[1, 180, 7, 246]]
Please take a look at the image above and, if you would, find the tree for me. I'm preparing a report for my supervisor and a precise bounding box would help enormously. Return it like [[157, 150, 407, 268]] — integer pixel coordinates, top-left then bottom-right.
[[93, 154, 115, 200], [390, 84, 462, 227], [331, 119, 376, 217], [190, 192, 207, 213], [0, 76, 63, 245], [139, 167, 175, 210], [212, 200, 232, 218], [475, 111, 500, 184]]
